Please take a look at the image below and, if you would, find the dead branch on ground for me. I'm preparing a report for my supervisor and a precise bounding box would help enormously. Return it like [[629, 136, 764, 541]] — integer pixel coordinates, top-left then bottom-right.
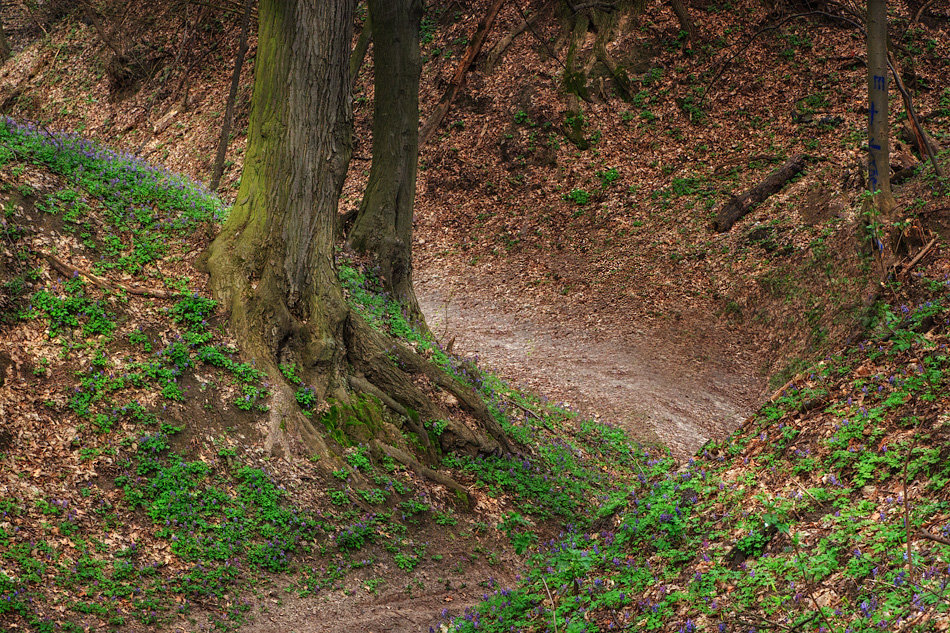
[[711, 155, 807, 232], [419, 0, 506, 145], [44, 254, 175, 299]]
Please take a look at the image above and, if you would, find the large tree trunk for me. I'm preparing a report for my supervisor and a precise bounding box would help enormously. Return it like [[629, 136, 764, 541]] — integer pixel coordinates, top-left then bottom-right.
[[347, 0, 424, 319], [206, 0, 353, 459], [206, 0, 513, 466]]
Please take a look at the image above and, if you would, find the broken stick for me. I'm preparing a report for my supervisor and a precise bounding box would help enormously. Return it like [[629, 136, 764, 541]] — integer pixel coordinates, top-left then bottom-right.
[[44, 253, 175, 299]]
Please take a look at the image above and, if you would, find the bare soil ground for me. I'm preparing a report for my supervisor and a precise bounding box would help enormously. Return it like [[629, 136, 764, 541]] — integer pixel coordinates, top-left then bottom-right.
[[178, 527, 523, 633], [415, 267, 765, 457]]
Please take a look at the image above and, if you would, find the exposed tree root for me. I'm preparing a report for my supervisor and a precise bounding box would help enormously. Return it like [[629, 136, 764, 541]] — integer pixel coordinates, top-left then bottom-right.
[[370, 440, 470, 502], [345, 315, 517, 459]]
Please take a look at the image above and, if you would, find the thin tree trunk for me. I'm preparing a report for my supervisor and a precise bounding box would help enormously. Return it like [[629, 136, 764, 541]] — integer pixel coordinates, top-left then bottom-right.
[[348, 0, 424, 319], [0, 16, 11, 63], [669, 0, 698, 46], [209, 0, 254, 191], [867, 0, 896, 216], [350, 9, 372, 87], [419, 0, 505, 145]]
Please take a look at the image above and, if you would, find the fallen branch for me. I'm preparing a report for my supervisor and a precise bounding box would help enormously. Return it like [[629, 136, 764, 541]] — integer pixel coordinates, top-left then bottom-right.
[[698, 12, 830, 109], [791, 531, 838, 633], [711, 154, 807, 232], [918, 531, 950, 547], [44, 254, 175, 299], [898, 237, 937, 278], [901, 0, 938, 41], [482, 5, 543, 72], [540, 575, 559, 633], [902, 432, 920, 585], [419, 0, 505, 145], [886, 53, 944, 183], [509, 397, 542, 420]]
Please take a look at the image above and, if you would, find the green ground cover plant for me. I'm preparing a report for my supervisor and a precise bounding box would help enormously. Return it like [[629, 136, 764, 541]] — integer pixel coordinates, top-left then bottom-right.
[[444, 275, 950, 632], [0, 122, 653, 632]]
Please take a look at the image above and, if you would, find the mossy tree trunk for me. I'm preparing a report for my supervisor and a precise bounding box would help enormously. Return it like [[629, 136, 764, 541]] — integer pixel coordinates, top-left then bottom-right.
[[206, 0, 353, 460], [206, 0, 513, 466], [560, 0, 645, 111], [346, 0, 424, 320]]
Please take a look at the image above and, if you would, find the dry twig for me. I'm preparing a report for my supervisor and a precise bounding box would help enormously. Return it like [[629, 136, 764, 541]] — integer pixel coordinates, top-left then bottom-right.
[[540, 575, 559, 633], [44, 254, 175, 299]]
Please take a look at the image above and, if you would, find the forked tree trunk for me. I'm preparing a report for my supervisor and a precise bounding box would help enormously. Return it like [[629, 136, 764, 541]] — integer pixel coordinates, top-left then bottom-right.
[[206, 0, 513, 465], [347, 0, 424, 319]]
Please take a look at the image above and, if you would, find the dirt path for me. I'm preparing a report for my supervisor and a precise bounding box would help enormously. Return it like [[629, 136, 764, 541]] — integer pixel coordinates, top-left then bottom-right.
[[415, 268, 766, 458]]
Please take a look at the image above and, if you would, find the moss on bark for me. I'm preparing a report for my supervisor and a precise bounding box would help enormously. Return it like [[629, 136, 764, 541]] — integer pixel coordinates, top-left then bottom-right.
[[205, 0, 514, 473]]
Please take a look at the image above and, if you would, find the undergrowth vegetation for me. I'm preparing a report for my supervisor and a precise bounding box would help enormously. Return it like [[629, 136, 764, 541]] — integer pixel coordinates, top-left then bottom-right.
[[0, 123, 642, 631], [444, 275, 950, 632]]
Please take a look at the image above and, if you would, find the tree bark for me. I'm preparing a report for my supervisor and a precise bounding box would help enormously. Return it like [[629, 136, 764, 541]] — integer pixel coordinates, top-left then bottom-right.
[[347, 0, 424, 319], [711, 155, 807, 232], [0, 15, 11, 63], [206, 0, 354, 459], [867, 0, 896, 216], [669, 0, 698, 46], [206, 0, 513, 464], [209, 0, 254, 191]]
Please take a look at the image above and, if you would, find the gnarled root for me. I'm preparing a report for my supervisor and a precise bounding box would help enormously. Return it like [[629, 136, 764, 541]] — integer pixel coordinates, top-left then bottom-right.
[[345, 315, 517, 460], [371, 440, 470, 504]]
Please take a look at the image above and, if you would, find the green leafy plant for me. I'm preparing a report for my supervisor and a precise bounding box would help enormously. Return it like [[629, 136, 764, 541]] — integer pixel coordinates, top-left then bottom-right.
[[563, 188, 590, 205]]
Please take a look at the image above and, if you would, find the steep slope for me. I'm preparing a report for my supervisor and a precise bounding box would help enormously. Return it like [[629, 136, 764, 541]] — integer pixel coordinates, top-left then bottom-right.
[[0, 121, 651, 632], [443, 257, 950, 632], [3, 0, 947, 451], [0, 1, 948, 632]]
